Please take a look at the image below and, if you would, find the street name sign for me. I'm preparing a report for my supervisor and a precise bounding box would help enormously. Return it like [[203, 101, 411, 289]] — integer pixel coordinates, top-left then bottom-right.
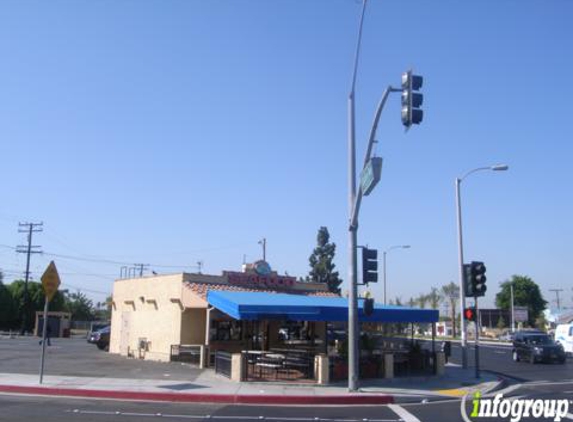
[[360, 157, 383, 196]]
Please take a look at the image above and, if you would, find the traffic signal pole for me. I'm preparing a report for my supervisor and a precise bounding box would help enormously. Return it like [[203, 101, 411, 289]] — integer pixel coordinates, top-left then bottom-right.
[[347, 0, 419, 391], [347, 0, 367, 392], [475, 296, 480, 378], [455, 177, 469, 369]]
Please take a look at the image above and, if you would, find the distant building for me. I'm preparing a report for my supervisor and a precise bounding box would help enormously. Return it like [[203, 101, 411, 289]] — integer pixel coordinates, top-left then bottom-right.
[[478, 308, 511, 329]]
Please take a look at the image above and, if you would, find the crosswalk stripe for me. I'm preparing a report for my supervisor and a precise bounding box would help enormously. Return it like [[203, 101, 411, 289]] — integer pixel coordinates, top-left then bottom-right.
[[388, 404, 421, 422]]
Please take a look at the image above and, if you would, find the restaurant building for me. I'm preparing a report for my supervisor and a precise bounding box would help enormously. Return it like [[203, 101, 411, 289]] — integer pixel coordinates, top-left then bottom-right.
[[109, 261, 440, 382], [109, 261, 337, 362]]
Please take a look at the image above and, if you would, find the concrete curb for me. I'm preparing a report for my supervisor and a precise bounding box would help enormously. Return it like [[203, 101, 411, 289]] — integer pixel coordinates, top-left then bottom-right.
[[0, 385, 395, 405]]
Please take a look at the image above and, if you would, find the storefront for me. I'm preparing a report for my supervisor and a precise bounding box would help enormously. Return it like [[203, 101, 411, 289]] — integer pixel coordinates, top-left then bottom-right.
[[109, 261, 439, 383], [109, 262, 337, 362]]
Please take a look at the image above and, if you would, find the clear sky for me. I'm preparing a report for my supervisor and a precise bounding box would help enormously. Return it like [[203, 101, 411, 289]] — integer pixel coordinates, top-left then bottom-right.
[[0, 0, 571, 311]]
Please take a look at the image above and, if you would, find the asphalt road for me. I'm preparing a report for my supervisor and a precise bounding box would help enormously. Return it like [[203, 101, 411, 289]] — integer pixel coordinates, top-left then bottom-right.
[[2, 337, 573, 421], [445, 341, 573, 382], [2, 385, 573, 422], [0, 337, 202, 381]]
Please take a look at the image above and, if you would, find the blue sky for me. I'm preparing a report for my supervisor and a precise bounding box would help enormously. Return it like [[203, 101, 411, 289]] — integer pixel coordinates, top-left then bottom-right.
[[0, 0, 571, 311]]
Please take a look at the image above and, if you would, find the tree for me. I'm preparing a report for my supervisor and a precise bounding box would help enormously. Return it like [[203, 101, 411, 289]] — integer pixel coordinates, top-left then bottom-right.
[[441, 282, 460, 338], [0, 279, 17, 329], [495, 275, 547, 327], [535, 312, 548, 331], [93, 295, 112, 321], [416, 294, 429, 309], [427, 287, 441, 310], [497, 315, 506, 330], [307, 226, 342, 294], [7, 280, 67, 332], [65, 291, 95, 321]]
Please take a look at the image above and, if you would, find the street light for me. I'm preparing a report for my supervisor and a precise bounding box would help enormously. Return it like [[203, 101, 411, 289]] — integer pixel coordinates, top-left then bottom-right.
[[456, 164, 508, 369], [383, 245, 411, 305]]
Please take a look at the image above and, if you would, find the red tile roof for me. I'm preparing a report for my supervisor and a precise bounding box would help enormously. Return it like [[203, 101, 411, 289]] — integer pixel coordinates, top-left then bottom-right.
[[183, 281, 340, 300]]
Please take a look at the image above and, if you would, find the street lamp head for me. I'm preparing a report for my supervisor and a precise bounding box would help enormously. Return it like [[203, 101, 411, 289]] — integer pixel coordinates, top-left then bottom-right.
[[491, 164, 509, 171], [402, 245, 411, 249]]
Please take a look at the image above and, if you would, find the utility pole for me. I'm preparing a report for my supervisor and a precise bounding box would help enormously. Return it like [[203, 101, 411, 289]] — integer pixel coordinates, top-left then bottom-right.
[[510, 283, 515, 333], [16, 222, 43, 335], [549, 289, 564, 310], [197, 261, 203, 274]]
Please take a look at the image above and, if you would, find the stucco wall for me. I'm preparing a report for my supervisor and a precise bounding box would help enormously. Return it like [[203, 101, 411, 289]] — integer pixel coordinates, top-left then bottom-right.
[[110, 274, 187, 362], [180, 308, 207, 345]]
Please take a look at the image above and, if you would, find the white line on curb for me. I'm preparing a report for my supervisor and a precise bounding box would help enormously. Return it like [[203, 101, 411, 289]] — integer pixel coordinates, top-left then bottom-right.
[[388, 404, 421, 422]]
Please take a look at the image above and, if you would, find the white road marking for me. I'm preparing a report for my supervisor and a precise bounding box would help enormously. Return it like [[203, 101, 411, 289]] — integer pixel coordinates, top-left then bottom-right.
[[483, 383, 522, 397], [388, 404, 421, 422], [65, 409, 401, 422]]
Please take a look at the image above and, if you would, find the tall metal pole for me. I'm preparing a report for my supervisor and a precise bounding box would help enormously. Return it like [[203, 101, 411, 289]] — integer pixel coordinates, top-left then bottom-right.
[[347, 0, 368, 392], [383, 251, 387, 306], [455, 177, 468, 369], [510, 283, 515, 333], [475, 296, 480, 378]]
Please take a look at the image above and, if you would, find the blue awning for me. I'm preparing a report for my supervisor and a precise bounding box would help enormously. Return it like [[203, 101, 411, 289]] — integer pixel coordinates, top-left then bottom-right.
[[206, 291, 438, 323]]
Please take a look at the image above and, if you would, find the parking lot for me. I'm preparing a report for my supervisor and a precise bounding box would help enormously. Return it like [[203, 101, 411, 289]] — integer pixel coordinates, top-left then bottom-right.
[[0, 336, 204, 381]]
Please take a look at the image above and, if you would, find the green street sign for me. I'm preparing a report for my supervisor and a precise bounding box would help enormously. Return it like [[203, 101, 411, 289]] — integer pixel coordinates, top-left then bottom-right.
[[360, 157, 383, 196]]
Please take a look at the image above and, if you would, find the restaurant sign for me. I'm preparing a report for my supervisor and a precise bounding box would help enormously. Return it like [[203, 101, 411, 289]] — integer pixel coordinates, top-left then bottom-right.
[[226, 271, 295, 289]]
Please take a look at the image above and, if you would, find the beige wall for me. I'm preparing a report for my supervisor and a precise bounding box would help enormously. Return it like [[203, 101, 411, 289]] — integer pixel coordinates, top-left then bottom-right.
[[110, 274, 192, 362], [180, 308, 207, 345]]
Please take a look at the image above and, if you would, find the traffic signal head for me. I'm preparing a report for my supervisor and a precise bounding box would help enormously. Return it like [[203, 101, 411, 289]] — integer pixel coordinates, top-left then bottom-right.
[[363, 298, 374, 316], [401, 70, 424, 129], [362, 248, 378, 284], [464, 307, 476, 322], [470, 261, 487, 297]]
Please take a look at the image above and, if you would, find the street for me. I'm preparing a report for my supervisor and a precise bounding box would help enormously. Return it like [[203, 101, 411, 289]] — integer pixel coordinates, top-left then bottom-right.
[[447, 341, 573, 383], [1, 338, 573, 421], [2, 383, 573, 422]]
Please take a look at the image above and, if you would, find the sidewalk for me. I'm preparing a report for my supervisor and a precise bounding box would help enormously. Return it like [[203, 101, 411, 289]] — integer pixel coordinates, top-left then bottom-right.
[[0, 365, 505, 405]]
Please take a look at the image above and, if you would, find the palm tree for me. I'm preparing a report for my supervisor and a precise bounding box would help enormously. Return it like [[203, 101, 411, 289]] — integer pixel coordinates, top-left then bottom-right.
[[441, 282, 460, 338], [428, 287, 441, 310], [416, 294, 429, 309]]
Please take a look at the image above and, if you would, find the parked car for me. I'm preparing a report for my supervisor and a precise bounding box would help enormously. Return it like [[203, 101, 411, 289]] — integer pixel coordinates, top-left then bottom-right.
[[512, 332, 566, 364], [87, 323, 110, 343], [90, 326, 110, 351], [554, 323, 573, 356]]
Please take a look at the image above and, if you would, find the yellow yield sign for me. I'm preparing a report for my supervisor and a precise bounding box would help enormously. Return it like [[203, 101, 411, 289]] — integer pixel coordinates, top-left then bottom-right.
[[41, 261, 61, 302]]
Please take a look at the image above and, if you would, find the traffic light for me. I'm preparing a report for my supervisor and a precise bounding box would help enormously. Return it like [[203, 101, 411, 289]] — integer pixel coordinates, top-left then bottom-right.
[[363, 298, 374, 316], [362, 248, 378, 284], [470, 261, 487, 297], [401, 70, 424, 129], [464, 307, 476, 322], [463, 263, 473, 296]]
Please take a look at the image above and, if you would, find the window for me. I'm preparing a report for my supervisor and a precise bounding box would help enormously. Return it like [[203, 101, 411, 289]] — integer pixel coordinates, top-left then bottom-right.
[[569, 327, 573, 336], [210, 320, 242, 341]]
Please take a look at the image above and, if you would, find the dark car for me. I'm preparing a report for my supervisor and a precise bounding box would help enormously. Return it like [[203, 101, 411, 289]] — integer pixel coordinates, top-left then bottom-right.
[[512, 332, 566, 364], [87, 323, 110, 343], [90, 326, 110, 351]]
